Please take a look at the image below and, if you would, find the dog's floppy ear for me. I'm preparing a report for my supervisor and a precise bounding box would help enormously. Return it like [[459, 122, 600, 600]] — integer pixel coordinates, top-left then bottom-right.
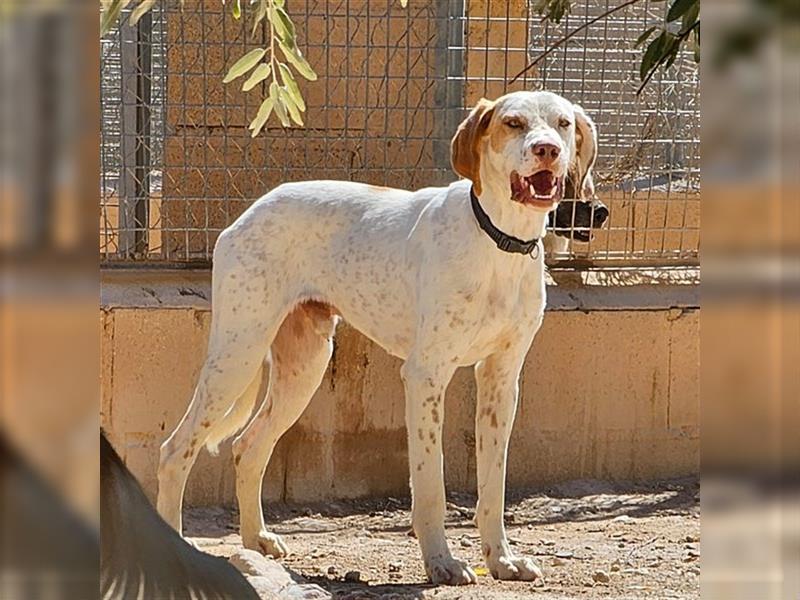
[[451, 98, 495, 196], [571, 104, 598, 199]]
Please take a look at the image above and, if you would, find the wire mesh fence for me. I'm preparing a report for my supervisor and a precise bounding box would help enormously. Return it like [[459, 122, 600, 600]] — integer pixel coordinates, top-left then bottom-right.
[[99, 0, 699, 267]]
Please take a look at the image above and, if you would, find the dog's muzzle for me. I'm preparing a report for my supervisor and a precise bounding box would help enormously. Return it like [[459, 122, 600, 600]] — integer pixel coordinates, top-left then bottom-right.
[[551, 199, 609, 242]]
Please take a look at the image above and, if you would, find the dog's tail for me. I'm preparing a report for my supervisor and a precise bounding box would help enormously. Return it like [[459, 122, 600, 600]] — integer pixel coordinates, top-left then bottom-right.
[[101, 431, 258, 599], [204, 363, 268, 456]]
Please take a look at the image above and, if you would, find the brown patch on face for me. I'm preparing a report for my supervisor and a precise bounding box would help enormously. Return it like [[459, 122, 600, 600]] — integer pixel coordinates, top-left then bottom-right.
[[488, 115, 524, 154], [451, 98, 496, 195]]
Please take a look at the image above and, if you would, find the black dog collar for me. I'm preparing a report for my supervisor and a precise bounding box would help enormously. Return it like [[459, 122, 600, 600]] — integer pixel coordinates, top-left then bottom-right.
[[470, 187, 541, 257]]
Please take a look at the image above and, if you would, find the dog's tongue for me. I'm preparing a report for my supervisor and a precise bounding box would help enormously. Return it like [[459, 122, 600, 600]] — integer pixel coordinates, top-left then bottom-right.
[[530, 171, 556, 195]]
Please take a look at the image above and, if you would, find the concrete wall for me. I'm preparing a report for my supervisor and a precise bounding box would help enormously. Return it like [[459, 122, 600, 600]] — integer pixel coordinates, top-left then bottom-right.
[[101, 271, 699, 506]]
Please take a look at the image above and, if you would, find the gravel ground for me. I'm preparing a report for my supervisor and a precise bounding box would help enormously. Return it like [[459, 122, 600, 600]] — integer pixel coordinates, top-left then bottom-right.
[[187, 478, 700, 599]]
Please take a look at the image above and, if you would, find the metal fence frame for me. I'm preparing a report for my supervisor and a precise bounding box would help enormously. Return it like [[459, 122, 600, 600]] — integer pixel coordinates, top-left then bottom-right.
[[100, 0, 699, 269]]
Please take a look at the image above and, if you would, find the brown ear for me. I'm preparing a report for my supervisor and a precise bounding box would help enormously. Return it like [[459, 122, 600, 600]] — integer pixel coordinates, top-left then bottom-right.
[[451, 98, 495, 195], [571, 104, 598, 198]]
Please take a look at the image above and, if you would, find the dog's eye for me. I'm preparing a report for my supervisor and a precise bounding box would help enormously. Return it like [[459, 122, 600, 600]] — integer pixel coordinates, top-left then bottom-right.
[[505, 118, 524, 129], [558, 118, 572, 129]]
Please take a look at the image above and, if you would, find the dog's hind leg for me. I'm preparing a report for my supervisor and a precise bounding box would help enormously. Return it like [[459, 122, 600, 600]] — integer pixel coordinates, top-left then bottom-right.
[[157, 259, 289, 534], [232, 301, 338, 557], [156, 328, 275, 534]]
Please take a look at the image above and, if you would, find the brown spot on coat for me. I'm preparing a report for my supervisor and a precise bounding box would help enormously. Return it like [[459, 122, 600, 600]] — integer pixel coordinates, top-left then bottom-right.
[[490, 412, 498, 428]]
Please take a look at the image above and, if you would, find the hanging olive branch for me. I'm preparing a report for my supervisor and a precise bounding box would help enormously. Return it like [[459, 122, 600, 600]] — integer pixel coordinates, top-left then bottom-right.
[[221, 0, 318, 135]]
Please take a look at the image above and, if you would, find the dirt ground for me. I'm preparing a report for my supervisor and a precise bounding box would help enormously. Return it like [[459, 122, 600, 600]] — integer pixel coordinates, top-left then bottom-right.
[[187, 478, 700, 599]]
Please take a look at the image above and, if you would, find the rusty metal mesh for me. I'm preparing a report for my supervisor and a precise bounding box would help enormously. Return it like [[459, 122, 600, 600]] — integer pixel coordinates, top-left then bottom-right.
[[100, 0, 699, 267]]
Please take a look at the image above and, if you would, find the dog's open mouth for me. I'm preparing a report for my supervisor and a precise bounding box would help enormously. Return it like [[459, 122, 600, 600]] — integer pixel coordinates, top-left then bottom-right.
[[510, 170, 563, 208]]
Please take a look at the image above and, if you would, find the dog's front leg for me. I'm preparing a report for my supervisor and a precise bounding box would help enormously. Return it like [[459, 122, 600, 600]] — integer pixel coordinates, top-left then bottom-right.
[[474, 349, 543, 581], [401, 358, 477, 586]]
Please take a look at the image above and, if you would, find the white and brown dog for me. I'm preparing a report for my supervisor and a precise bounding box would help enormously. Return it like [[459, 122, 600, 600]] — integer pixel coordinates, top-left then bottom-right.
[[157, 90, 598, 585]]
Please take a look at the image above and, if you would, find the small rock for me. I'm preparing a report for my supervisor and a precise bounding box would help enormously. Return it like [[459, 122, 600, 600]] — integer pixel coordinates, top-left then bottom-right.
[[344, 570, 361, 583], [327, 566, 338, 576], [685, 534, 699, 543], [460, 536, 473, 548], [610, 562, 621, 572], [229, 549, 275, 577], [583, 580, 595, 587], [388, 561, 402, 572], [687, 566, 701, 576], [555, 550, 573, 559], [541, 539, 556, 546], [551, 557, 567, 567], [612, 515, 632, 524], [592, 570, 611, 584]]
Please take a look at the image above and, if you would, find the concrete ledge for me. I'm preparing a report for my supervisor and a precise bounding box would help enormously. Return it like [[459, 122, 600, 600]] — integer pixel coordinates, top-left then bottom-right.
[[100, 269, 699, 506], [101, 268, 700, 311]]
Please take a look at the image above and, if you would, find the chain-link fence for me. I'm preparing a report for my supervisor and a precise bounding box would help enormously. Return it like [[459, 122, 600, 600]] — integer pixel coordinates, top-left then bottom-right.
[[100, 0, 699, 267]]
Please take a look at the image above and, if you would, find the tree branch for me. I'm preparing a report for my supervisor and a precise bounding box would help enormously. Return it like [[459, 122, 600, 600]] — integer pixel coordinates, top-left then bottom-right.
[[509, 0, 643, 84]]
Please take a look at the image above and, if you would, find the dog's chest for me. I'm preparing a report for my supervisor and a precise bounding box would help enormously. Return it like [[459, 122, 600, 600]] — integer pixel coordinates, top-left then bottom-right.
[[455, 260, 545, 361]]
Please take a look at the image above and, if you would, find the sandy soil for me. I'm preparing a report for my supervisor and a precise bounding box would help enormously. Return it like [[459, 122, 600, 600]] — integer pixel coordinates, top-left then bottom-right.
[[187, 478, 700, 599]]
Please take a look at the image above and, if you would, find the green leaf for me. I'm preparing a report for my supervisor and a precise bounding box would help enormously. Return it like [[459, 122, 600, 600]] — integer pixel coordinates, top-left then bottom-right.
[[680, 2, 700, 34], [640, 32, 664, 80], [129, 0, 156, 27], [223, 48, 266, 83], [249, 97, 275, 137], [251, 1, 268, 37], [232, 0, 241, 20], [667, 0, 697, 22], [280, 87, 305, 126], [270, 82, 291, 127], [242, 63, 271, 91], [278, 63, 305, 111], [101, 0, 131, 36], [278, 40, 318, 81], [274, 0, 285, 7], [635, 26, 658, 48], [270, 6, 296, 45]]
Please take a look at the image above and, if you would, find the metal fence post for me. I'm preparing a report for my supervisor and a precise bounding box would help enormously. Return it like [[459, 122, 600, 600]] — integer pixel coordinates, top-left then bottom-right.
[[433, 0, 465, 182], [118, 11, 152, 257]]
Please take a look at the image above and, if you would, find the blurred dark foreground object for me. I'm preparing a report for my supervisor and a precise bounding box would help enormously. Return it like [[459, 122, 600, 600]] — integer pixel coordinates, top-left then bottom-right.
[[0, 433, 97, 599], [101, 432, 258, 599]]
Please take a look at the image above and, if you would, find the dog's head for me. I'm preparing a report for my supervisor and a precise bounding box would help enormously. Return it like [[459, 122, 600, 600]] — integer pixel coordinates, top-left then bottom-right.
[[451, 91, 598, 215]]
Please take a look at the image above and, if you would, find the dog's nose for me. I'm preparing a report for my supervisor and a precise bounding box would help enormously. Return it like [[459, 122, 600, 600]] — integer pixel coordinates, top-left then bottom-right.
[[532, 142, 560, 162], [593, 205, 609, 227]]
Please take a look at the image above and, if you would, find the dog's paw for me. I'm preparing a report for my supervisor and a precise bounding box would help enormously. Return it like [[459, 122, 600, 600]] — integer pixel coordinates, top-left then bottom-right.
[[242, 530, 289, 558], [425, 555, 477, 586], [487, 554, 543, 581]]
